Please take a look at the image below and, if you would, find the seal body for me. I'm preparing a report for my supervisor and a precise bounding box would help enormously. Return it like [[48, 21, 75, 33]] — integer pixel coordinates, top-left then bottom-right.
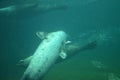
[[21, 31, 67, 80]]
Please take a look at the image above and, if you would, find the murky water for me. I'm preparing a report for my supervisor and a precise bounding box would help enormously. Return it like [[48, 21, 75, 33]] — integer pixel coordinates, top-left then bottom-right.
[[0, 0, 120, 80]]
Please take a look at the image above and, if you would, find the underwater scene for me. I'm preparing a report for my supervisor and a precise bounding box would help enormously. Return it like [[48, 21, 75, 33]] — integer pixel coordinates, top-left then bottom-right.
[[0, 0, 120, 80]]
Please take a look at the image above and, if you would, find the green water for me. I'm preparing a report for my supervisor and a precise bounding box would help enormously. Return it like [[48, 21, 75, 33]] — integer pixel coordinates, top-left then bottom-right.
[[0, 0, 120, 80]]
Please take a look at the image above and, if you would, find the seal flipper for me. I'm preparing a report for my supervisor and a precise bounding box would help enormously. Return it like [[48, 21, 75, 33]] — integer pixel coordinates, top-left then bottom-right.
[[17, 56, 33, 67], [60, 51, 67, 59], [36, 31, 48, 39], [59, 40, 70, 59]]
